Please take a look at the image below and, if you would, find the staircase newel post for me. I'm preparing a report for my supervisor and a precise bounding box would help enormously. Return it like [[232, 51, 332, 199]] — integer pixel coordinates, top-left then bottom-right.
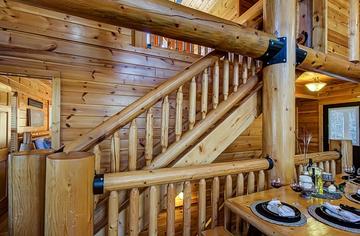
[[262, 0, 296, 185], [44, 152, 94, 236]]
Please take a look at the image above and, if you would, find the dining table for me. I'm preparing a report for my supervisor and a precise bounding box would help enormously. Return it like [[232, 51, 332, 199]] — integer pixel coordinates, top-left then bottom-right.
[[225, 175, 360, 236]]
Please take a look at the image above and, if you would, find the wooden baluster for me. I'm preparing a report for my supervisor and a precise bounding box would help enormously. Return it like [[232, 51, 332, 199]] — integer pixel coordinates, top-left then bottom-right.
[[211, 177, 219, 228], [331, 160, 336, 177], [201, 68, 208, 120], [161, 96, 169, 153], [198, 179, 206, 234], [183, 181, 192, 236], [167, 183, 176, 236], [224, 175, 232, 230], [319, 161, 324, 171], [250, 58, 256, 76], [213, 60, 219, 109], [129, 119, 137, 171], [247, 172, 255, 194], [233, 54, 239, 92], [175, 86, 183, 141], [256, 60, 262, 71], [149, 186, 158, 236], [242, 56, 248, 84], [129, 188, 139, 236], [189, 77, 196, 130], [325, 161, 330, 173], [257, 170, 265, 192], [223, 55, 229, 101], [110, 131, 120, 172], [108, 191, 119, 236], [145, 108, 153, 166], [235, 173, 244, 234]]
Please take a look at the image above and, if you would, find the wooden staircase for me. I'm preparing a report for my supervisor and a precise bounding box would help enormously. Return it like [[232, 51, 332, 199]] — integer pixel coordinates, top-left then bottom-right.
[[62, 49, 263, 234]]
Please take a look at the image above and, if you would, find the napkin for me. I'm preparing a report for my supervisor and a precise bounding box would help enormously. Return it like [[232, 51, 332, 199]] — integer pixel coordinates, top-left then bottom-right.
[[323, 202, 360, 223], [267, 200, 295, 217]]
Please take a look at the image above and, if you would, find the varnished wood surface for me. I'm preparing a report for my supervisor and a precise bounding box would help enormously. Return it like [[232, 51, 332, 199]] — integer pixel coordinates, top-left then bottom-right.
[[226, 176, 359, 236]]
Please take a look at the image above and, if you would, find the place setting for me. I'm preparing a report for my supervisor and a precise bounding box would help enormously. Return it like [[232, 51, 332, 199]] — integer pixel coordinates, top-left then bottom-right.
[[308, 202, 360, 234], [250, 199, 307, 227]]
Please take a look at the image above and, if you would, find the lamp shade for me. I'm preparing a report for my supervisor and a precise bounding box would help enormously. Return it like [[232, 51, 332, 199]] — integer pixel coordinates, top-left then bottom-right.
[[305, 82, 327, 92]]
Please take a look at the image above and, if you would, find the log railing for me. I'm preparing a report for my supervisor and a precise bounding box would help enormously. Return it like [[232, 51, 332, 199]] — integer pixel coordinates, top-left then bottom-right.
[[146, 33, 212, 56], [293, 151, 341, 180], [101, 158, 273, 235]]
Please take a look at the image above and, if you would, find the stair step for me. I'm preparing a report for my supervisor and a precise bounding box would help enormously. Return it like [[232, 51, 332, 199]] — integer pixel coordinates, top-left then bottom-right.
[[202, 226, 233, 236]]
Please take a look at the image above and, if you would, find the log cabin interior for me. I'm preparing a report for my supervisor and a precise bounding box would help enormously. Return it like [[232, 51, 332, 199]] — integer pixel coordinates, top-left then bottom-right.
[[1, 0, 360, 235]]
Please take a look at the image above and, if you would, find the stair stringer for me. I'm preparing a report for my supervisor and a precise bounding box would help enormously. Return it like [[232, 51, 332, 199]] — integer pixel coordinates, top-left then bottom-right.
[[172, 90, 261, 168]]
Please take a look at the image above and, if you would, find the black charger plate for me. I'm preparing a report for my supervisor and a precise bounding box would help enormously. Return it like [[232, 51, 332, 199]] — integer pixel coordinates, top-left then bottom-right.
[[352, 193, 360, 201], [315, 206, 360, 229], [255, 201, 301, 223]]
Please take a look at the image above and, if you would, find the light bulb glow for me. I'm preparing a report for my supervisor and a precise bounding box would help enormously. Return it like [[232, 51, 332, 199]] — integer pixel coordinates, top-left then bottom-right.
[[305, 82, 327, 92]]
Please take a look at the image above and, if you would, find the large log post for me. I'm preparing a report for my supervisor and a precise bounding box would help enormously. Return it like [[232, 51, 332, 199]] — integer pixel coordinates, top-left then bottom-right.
[[44, 152, 94, 236], [8, 150, 52, 236], [263, 0, 296, 185]]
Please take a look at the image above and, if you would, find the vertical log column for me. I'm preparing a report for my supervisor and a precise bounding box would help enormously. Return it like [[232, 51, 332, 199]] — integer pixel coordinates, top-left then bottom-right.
[[8, 150, 52, 236], [263, 0, 296, 185], [44, 152, 94, 236], [349, 0, 359, 62]]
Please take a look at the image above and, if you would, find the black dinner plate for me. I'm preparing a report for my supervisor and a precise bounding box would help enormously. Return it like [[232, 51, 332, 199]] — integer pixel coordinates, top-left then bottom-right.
[[316, 206, 360, 229], [255, 201, 301, 223], [352, 193, 360, 202]]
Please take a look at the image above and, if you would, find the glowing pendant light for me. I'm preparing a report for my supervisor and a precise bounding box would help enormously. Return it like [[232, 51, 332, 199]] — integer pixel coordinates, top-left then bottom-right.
[[305, 81, 327, 92]]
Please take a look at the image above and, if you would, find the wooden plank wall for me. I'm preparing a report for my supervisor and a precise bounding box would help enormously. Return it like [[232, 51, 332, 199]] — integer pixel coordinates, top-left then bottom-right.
[[0, 1, 203, 171], [0, 75, 51, 136]]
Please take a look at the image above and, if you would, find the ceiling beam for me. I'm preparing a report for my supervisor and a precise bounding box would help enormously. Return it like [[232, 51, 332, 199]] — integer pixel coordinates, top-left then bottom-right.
[[13, 0, 360, 82]]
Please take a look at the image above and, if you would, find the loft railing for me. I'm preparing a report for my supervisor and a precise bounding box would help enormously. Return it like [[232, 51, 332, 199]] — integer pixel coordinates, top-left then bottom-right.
[[101, 158, 273, 236]]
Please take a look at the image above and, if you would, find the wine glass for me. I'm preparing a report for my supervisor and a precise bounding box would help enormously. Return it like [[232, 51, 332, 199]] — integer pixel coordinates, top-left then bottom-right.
[[271, 177, 282, 188]]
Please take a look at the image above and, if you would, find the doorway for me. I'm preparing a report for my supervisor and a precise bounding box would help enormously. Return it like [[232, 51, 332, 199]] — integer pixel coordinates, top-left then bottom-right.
[[323, 102, 360, 169]]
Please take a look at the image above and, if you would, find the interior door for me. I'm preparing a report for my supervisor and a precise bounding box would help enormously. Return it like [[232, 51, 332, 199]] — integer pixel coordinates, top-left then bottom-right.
[[323, 102, 360, 170], [0, 84, 11, 216]]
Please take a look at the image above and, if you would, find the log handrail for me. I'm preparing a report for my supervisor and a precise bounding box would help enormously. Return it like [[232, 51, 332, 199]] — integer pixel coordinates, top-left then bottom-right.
[[20, 0, 360, 82], [102, 158, 272, 192], [64, 50, 225, 152], [294, 151, 340, 165]]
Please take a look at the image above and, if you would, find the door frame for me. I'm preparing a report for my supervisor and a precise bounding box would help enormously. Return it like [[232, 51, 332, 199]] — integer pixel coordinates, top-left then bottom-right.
[[0, 83, 11, 216], [0, 68, 61, 150]]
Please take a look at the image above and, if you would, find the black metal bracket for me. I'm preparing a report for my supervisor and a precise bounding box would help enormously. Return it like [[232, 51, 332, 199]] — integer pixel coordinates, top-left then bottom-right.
[[296, 46, 307, 66], [93, 174, 104, 195], [257, 37, 287, 67], [265, 155, 274, 170], [257, 37, 309, 67]]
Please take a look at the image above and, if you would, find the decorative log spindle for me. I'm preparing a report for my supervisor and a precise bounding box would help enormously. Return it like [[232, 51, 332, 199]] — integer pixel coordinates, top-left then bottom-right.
[[189, 77, 197, 130], [242, 56, 248, 84], [167, 183, 175, 236], [129, 119, 138, 171], [108, 191, 119, 236], [145, 108, 153, 166], [213, 60, 219, 109], [201, 68, 209, 120], [224, 175, 232, 230], [175, 87, 183, 141], [149, 186, 158, 236], [161, 96, 169, 153], [211, 176, 220, 228], [223, 55, 229, 101], [129, 188, 140, 236], [110, 131, 120, 172], [233, 55, 239, 92], [198, 179, 206, 234], [183, 181, 192, 236]]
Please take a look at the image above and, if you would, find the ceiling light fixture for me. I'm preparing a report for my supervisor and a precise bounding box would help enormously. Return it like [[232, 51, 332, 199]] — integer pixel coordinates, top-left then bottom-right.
[[301, 72, 327, 92]]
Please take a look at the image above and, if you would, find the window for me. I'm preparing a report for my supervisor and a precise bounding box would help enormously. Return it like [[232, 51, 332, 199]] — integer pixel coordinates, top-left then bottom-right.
[[329, 106, 359, 146]]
